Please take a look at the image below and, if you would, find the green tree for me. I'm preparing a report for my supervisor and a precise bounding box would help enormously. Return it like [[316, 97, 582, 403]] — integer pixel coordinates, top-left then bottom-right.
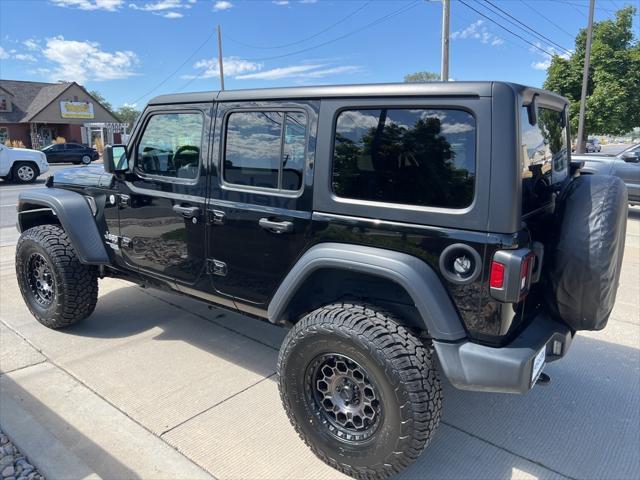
[[544, 6, 640, 138], [115, 105, 141, 130], [89, 90, 113, 112], [404, 71, 440, 83]]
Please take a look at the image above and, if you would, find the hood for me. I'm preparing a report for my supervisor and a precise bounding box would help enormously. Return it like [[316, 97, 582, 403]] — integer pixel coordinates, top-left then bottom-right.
[[8, 147, 46, 160], [50, 164, 114, 188]]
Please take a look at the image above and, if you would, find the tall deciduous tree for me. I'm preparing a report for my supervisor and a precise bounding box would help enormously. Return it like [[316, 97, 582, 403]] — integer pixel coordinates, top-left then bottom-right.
[[544, 6, 639, 138], [115, 105, 141, 130], [404, 71, 440, 83]]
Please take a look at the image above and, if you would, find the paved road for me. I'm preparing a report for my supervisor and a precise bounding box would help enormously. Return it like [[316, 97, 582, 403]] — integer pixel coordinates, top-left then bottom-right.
[[0, 163, 93, 245]]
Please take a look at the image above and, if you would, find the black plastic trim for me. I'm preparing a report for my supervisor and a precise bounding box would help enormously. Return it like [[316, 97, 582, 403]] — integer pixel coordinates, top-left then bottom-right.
[[433, 312, 572, 393], [17, 188, 110, 265], [268, 242, 467, 341]]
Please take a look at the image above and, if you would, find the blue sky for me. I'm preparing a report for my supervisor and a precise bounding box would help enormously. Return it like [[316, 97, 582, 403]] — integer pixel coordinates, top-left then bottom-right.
[[0, 0, 637, 109]]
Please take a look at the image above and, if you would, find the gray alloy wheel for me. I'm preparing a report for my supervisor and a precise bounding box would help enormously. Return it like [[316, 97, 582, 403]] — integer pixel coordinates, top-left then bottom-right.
[[13, 162, 37, 183], [81, 155, 91, 165]]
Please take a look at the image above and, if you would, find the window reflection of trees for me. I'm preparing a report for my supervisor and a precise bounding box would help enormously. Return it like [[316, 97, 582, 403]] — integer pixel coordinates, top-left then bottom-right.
[[333, 109, 476, 209]]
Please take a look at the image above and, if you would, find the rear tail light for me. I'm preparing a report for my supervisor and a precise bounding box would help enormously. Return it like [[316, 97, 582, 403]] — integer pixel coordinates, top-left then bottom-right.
[[490, 261, 505, 288], [489, 249, 536, 303]]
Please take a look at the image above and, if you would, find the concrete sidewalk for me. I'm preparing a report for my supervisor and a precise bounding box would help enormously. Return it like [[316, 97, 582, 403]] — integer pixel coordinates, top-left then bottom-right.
[[1, 211, 639, 479]]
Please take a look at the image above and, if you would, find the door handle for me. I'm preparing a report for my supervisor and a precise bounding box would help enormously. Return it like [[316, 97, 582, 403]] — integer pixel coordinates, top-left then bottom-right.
[[259, 217, 294, 234], [173, 204, 201, 218]]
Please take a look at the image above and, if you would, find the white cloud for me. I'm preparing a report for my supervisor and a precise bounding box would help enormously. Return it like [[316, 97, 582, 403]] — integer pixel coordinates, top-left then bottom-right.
[[451, 20, 503, 47], [529, 42, 572, 71], [42, 36, 139, 82], [300, 0, 318, 3], [0, 47, 8, 59], [129, 0, 193, 17], [273, 1, 289, 5], [50, 0, 124, 11], [531, 60, 551, 71], [236, 63, 359, 80], [23, 39, 40, 51], [183, 57, 262, 79], [14, 53, 37, 62], [213, 1, 233, 11]]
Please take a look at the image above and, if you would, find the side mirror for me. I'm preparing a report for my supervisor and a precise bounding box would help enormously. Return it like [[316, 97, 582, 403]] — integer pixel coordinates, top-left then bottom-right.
[[621, 151, 639, 163], [103, 144, 129, 173]]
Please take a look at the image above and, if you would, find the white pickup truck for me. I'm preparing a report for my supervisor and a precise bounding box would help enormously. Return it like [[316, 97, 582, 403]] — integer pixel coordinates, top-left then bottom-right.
[[0, 144, 49, 183]]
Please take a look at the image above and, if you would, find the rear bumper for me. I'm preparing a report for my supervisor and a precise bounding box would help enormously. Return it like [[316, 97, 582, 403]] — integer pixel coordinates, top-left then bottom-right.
[[433, 313, 573, 394]]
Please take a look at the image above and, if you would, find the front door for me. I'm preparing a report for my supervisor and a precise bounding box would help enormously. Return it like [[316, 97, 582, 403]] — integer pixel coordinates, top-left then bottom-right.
[[116, 105, 212, 286], [206, 101, 317, 316]]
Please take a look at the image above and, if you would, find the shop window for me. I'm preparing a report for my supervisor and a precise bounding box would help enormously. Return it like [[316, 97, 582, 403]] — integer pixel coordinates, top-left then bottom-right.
[[0, 127, 8, 144]]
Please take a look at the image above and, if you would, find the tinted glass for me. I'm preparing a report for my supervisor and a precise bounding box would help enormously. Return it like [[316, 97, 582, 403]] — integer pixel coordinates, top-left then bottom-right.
[[282, 112, 306, 190], [224, 111, 307, 191], [333, 108, 476, 208], [67, 144, 81, 150], [136, 112, 203, 179], [520, 107, 568, 214]]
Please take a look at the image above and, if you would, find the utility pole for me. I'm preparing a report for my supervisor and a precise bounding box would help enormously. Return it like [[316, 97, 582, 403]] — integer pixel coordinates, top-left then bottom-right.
[[576, 0, 595, 153], [441, 0, 450, 81], [217, 25, 225, 91]]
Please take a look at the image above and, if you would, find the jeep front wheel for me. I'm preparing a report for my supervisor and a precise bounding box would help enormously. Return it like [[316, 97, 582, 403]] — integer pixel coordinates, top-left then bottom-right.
[[278, 303, 442, 479], [16, 225, 98, 329]]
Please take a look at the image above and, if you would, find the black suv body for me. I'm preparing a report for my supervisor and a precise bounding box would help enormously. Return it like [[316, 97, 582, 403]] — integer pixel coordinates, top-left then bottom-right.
[[15, 82, 628, 479]]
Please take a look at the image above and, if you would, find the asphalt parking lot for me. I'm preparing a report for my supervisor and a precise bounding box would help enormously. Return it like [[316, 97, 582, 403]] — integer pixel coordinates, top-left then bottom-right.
[[0, 172, 638, 479]]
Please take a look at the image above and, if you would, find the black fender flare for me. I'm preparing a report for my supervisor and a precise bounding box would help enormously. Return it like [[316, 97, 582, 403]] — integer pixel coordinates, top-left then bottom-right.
[[17, 188, 110, 265], [268, 243, 466, 341]]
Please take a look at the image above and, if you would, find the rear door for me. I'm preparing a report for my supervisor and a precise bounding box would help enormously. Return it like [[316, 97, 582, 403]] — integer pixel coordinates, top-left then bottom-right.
[[206, 100, 317, 316], [116, 104, 212, 286]]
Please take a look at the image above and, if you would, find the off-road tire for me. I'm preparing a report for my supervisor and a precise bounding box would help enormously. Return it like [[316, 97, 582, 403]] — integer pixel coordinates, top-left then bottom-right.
[[16, 225, 98, 329], [12, 162, 39, 184], [278, 303, 442, 479]]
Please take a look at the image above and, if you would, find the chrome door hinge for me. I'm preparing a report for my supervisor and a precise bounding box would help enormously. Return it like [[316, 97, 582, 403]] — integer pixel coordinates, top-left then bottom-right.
[[206, 258, 227, 276]]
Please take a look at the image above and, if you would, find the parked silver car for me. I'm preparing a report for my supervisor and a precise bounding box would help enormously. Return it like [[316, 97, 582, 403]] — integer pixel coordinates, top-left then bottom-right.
[[574, 143, 640, 205]]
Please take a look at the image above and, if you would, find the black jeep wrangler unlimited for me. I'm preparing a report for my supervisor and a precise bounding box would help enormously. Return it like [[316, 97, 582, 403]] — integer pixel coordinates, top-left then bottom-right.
[[15, 82, 627, 479]]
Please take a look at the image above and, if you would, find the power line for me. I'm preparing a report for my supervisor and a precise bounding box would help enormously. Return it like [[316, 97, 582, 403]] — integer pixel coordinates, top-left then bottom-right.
[[224, 1, 373, 50], [128, 29, 216, 105], [457, 0, 557, 57], [242, 1, 421, 62], [521, 0, 575, 39], [481, 0, 572, 54]]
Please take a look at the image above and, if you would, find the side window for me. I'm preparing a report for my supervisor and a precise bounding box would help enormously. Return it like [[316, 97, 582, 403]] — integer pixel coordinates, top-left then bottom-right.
[[224, 110, 307, 192], [332, 108, 476, 208], [136, 112, 203, 180], [520, 106, 568, 214]]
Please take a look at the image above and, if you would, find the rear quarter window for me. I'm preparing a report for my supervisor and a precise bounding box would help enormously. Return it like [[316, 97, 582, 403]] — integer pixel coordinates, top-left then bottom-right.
[[332, 108, 476, 209], [520, 106, 568, 214]]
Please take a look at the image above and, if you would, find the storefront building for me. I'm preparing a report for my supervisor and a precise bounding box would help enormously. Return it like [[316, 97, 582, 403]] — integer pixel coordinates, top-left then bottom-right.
[[0, 80, 127, 149]]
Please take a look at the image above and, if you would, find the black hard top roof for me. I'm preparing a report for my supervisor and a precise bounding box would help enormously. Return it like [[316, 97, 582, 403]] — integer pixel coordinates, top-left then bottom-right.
[[148, 81, 567, 107]]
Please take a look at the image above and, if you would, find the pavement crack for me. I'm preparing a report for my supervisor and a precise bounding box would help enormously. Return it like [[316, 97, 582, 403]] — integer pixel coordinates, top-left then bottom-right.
[[160, 373, 277, 437], [441, 421, 577, 480], [0, 359, 48, 377]]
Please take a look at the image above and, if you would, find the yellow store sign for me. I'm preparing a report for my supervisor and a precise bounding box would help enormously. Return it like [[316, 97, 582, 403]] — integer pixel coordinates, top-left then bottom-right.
[[60, 101, 95, 119]]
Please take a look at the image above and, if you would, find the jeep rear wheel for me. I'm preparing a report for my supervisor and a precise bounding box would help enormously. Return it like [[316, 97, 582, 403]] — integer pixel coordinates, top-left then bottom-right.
[[278, 303, 442, 479], [16, 225, 98, 329]]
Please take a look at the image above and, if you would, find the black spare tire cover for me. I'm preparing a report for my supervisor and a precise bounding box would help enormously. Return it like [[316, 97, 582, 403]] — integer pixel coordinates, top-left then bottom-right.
[[544, 174, 628, 331]]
